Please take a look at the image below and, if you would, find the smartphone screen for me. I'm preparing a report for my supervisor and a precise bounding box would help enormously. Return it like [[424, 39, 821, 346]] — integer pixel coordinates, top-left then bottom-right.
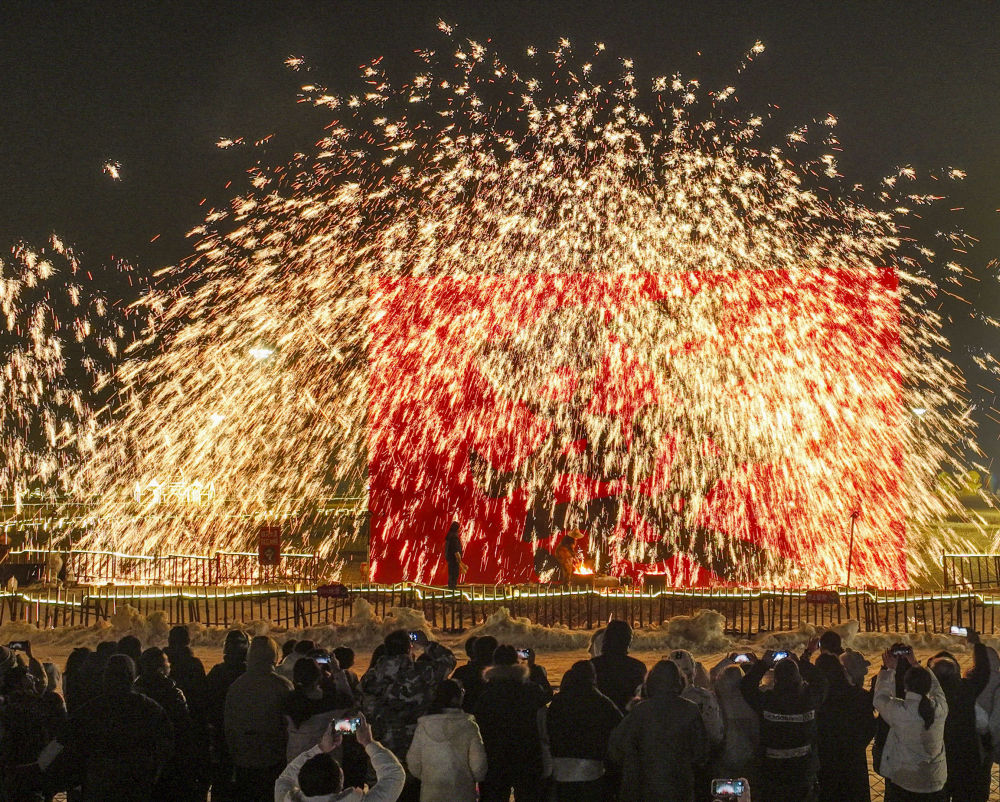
[[334, 717, 360, 734], [950, 625, 968, 637], [734, 654, 751, 664], [516, 649, 530, 660], [711, 778, 745, 795], [772, 651, 789, 661]]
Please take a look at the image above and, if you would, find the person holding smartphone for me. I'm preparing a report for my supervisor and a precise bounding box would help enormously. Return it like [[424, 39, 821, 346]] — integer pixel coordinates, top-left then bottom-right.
[[874, 649, 947, 801], [739, 651, 827, 802], [274, 712, 405, 801]]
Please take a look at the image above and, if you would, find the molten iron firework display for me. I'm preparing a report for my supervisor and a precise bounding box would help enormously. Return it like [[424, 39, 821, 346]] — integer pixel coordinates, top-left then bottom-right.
[[369, 269, 905, 587], [4, 28, 980, 588]]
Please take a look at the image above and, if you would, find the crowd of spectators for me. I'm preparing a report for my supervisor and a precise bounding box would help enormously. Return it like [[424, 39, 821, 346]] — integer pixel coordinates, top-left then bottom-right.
[[0, 621, 997, 800]]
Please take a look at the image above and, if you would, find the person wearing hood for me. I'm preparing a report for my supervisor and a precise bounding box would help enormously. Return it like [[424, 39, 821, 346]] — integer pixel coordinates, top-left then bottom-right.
[[712, 663, 760, 791], [406, 679, 487, 802], [590, 620, 647, 712], [812, 653, 876, 802], [608, 659, 708, 802], [361, 629, 456, 802], [452, 635, 497, 713], [275, 713, 405, 802], [740, 651, 827, 802], [134, 647, 204, 802], [283, 658, 346, 762], [874, 650, 948, 800], [927, 630, 990, 802], [225, 635, 295, 802], [540, 659, 622, 802], [165, 625, 208, 713], [42, 654, 174, 802], [207, 629, 249, 801], [472, 645, 547, 802], [669, 649, 724, 744]]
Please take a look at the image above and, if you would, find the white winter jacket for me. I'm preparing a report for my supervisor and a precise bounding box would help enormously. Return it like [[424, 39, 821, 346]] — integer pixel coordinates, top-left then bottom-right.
[[274, 741, 404, 802], [874, 668, 948, 793], [406, 708, 488, 802]]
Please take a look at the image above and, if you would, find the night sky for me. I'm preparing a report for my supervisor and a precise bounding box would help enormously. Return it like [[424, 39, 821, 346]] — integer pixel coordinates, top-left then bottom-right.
[[2, 1, 1000, 459]]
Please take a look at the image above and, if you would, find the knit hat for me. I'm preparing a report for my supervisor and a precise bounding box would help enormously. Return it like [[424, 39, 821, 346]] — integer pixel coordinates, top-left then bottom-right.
[[840, 649, 871, 686], [667, 649, 697, 684]]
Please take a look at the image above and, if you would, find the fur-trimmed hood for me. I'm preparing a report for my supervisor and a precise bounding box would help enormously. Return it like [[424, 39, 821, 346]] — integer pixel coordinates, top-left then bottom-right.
[[483, 663, 529, 683]]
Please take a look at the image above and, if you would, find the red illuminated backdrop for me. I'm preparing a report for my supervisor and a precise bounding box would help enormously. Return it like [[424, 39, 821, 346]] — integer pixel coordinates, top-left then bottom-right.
[[368, 270, 904, 588]]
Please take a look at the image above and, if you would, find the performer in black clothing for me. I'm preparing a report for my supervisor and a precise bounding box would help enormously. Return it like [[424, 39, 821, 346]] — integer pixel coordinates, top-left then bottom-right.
[[445, 521, 463, 590]]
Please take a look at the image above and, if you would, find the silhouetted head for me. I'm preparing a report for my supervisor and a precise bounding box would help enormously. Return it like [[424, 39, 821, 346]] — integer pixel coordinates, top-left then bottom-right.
[[168, 626, 190, 649], [102, 654, 136, 696], [446, 521, 459, 541], [293, 658, 321, 690], [493, 645, 518, 667], [282, 639, 298, 658], [601, 620, 633, 656], [819, 630, 844, 655], [430, 678, 465, 713], [333, 646, 355, 671], [384, 630, 412, 657], [472, 636, 499, 666], [224, 629, 250, 659], [773, 657, 802, 692], [297, 752, 343, 797], [293, 639, 316, 656], [645, 660, 685, 698], [116, 635, 142, 664], [561, 660, 597, 693], [464, 636, 479, 660], [138, 647, 169, 678]]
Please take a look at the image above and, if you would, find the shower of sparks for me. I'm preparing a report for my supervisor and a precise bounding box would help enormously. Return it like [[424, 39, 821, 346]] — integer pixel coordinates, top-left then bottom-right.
[[39, 31, 991, 585], [0, 238, 122, 513]]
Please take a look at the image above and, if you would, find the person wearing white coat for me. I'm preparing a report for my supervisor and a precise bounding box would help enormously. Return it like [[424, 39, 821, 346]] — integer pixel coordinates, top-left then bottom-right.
[[274, 713, 404, 802], [874, 650, 948, 801], [406, 679, 488, 802]]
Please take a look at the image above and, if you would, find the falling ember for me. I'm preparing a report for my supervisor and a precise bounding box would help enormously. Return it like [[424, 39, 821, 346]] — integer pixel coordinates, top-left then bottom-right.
[[102, 161, 122, 181], [59, 29, 985, 587]]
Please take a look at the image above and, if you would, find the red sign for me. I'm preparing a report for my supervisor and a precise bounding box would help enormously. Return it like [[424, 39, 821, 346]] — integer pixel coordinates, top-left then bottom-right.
[[805, 589, 841, 605], [317, 582, 351, 599], [258, 525, 281, 566]]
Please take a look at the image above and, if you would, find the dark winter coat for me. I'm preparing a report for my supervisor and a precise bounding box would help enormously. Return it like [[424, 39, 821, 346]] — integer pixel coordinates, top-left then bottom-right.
[[59, 689, 174, 802], [590, 653, 647, 712], [545, 683, 622, 762], [938, 642, 991, 798], [164, 645, 207, 714], [472, 664, 548, 786], [740, 661, 828, 788], [607, 691, 708, 802], [223, 638, 293, 769], [815, 673, 876, 801], [134, 672, 203, 801], [451, 661, 486, 713], [361, 642, 457, 763]]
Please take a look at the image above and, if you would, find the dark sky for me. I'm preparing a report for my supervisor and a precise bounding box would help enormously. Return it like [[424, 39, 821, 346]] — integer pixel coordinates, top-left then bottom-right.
[[2, 1, 1000, 453]]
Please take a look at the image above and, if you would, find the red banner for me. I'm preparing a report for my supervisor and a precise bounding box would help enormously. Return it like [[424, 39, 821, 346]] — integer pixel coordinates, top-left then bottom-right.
[[368, 270, 904, 588]]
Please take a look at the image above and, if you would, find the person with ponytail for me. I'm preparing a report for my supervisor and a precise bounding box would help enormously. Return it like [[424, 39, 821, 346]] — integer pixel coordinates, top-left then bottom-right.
[[874, 649, 948, 801]]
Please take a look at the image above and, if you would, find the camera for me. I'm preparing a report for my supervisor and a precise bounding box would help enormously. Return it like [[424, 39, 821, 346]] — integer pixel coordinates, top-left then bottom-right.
[[334, 716, 361, 734], [950, 625, 968, 637], [712, 778, 746, 797]]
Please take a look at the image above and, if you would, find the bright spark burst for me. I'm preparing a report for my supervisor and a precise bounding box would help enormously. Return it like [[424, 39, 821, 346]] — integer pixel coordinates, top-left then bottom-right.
[[40, 30, 988, 585], [102, 161, 122, 181]]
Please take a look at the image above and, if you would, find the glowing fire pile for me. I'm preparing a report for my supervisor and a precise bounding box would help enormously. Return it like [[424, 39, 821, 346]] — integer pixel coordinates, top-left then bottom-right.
[[9, 27, 986, 585]]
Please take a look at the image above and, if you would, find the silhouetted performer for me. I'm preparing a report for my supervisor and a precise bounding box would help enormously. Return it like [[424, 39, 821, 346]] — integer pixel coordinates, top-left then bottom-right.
[[445, 522, 463, 590]]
